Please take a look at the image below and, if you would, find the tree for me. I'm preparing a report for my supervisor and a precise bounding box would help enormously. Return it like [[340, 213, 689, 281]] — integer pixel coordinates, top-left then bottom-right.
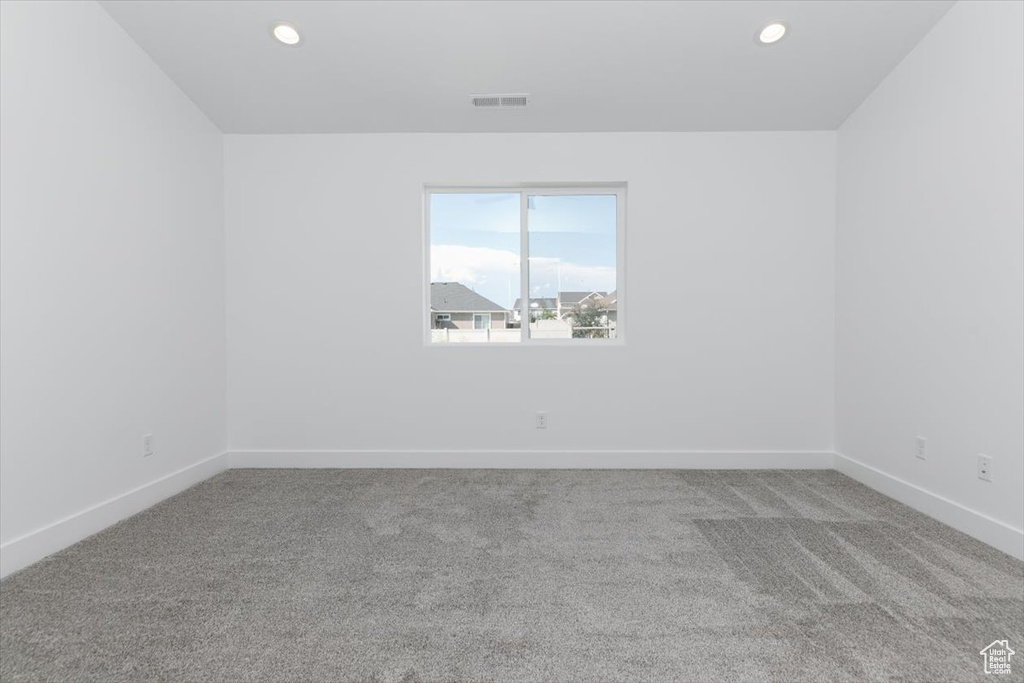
[[570, 302, 608, 338]]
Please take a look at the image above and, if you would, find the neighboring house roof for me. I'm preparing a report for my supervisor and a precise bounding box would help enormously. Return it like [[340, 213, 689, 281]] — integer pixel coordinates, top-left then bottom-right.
[[512, 297, 557, 311], [430, 282, 506, 312], [598, 290, 617, 311], [559, 291, 607, 307]]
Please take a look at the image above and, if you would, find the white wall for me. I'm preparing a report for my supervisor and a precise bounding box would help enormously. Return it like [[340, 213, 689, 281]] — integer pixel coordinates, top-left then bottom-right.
[[0, 0, 226, 557], [225, 133, 835, 457], [837, 1, 1024, 532]]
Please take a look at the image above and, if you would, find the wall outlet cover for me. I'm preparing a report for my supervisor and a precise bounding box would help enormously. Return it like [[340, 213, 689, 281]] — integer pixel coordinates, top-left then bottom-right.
[[977, 454, 992, 482]]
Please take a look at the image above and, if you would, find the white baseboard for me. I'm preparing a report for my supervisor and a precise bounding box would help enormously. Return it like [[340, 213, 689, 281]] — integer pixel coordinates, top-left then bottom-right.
[[228, 449, 834, 470], [0, 452, 229, 579], [833, 452, 1024, 561]]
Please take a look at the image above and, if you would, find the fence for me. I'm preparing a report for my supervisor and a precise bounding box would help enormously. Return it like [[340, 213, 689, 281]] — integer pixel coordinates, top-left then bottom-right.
[[430, 328, 521, 343], [430, 320, 616, 342]]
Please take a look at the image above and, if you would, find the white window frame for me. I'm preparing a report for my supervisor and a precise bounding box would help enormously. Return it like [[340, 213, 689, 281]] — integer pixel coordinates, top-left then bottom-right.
[[423, 183, 626, 346], [435, 313, 451, 322]]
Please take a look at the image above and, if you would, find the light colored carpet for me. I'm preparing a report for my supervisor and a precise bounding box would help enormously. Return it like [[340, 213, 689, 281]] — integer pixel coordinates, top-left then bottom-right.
[[1, 469, 1021, 682]]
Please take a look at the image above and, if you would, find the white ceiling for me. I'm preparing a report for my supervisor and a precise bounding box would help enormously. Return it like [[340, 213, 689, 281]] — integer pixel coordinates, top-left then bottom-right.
[[100, 0, 954, 134]]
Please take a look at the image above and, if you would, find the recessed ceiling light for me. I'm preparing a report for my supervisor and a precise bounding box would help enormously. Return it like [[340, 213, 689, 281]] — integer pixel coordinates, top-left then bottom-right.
[[757, 22, 787, 45], [271, 22, 302, 46]]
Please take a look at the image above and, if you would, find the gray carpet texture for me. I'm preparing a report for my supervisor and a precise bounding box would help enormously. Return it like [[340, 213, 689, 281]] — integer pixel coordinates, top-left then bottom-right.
[[1, 469, 1021, 683]]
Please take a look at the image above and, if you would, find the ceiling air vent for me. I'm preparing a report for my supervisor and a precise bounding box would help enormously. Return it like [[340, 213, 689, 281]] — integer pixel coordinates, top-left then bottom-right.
[[471, 94, 530, 109]]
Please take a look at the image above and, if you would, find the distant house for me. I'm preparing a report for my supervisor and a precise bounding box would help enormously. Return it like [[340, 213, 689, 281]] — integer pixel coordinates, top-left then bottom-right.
[[509, 290, 613, 322], [507, 290, 615, 331], [511, 297, 557, 323], [430, 282, 508, 330], [557, 291, 607, 319], [509, 292, 610, 321]]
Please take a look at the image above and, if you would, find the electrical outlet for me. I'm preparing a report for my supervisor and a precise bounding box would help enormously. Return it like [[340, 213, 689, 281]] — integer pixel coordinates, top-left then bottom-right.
[[535, 412, 548, 429], [143, 433, 154, 457], [915, 436, 927, 460], [977, 454, 992, 482]]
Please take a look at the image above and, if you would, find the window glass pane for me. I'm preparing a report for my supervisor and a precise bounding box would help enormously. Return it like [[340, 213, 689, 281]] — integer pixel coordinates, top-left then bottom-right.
[[429, 193, 520, 343], [527, 195, 617, 339]]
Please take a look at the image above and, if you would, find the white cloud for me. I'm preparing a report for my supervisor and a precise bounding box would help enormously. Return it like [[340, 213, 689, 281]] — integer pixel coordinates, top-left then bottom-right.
[[430, 245, 519, 286], [530, 257, 616, 294]]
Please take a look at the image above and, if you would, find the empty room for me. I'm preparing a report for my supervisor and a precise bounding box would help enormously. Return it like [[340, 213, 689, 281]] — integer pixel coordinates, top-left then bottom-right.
[[1, 0, 1022, 681]]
